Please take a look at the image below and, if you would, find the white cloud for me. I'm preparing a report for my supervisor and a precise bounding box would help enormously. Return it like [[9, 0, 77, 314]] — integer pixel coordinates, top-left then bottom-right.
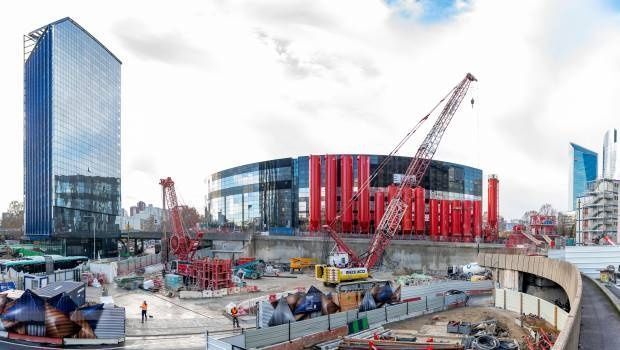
[[0, 0, 619, 220]]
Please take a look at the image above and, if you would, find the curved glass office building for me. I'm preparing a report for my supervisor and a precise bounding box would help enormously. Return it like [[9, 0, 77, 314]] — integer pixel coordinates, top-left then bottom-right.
[[206, 155, 482, 234]]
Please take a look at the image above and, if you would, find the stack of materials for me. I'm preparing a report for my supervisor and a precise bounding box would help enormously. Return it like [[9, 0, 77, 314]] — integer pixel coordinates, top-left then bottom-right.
[[267, 285, 339, 326], [115, 275, 144, 290], [265, 283, 402, 326], [395, 273, 435, 287], [0, 289, 125, 340], [339, 338, 464, 350], [164, 274, 183, 291]]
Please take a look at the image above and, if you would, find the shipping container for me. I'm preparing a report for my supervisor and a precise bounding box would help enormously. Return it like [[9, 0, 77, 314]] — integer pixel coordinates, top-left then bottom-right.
[[34, 281, 86, 307]]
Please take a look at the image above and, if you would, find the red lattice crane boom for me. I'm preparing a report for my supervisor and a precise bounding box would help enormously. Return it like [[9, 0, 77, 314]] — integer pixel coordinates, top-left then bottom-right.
[[362, 73, 477, 269], [160, 177, 203, 262]]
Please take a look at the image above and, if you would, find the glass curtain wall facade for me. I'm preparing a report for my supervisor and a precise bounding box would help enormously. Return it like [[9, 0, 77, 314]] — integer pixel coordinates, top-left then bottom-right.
[[206, 155, 481, 234], [24, 18, 121, 256], [569, 143, 598, 210]]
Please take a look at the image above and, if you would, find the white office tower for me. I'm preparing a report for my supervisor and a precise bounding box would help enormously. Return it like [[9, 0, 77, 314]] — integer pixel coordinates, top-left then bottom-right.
[[603, 129, 620, 180]]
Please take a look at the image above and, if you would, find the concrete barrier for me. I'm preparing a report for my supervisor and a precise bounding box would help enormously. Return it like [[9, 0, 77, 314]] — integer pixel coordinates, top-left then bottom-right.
[[477, 253, 582, 350]]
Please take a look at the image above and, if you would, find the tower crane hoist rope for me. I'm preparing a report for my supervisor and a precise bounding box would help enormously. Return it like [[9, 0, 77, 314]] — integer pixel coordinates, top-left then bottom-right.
[[316, 73, 477, 284]]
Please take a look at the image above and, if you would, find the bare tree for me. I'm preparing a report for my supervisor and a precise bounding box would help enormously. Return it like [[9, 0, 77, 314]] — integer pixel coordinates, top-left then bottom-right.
[[1, 201, 24, 230], [538, 203, 557, 216]]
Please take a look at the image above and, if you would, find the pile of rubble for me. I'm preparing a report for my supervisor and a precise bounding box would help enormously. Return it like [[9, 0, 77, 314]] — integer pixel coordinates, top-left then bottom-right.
[[446, 319, 518, 350], [521, 314, 558, 349]]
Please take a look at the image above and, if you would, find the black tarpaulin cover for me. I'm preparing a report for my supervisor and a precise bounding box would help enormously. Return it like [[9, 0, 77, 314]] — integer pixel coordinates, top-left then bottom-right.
[[375, 283, 393, 303], [268, 297, 296, 326], [54, 294, 78, 314], [2, 289, 45, 323], [293, 288, 322, 314], [358, 290, 377, 312]]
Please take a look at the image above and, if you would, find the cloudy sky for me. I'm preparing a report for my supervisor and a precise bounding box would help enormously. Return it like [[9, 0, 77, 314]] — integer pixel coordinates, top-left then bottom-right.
[[1, 0, 620, 219]]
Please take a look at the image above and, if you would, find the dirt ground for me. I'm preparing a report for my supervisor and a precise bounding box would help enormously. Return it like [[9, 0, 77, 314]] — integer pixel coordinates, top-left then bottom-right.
[[387, 306, 530, 341]]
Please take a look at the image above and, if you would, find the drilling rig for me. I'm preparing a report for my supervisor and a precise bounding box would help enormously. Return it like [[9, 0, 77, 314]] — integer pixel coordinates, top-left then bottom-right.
[[160, 177, 233, 290], [315, 73, 477, 286]]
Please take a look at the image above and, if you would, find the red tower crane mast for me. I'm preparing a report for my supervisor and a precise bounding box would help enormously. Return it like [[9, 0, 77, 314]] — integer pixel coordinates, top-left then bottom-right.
[[160, 177, 203, 262], [321, 73, 477, 270], [364, 73, 476, 269]]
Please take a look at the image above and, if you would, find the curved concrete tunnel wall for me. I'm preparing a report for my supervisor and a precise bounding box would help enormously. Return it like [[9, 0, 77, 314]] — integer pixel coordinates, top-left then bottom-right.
[[477, 253, 582, 350]]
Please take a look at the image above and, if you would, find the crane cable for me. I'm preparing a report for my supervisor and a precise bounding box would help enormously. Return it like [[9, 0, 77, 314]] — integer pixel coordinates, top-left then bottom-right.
[[327, 80, 462, 231]]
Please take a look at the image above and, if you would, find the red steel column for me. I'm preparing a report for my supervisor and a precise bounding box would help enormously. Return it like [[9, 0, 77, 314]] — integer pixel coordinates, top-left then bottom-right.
[[414, 187, 425, 234], [374, 191, 385, 232], [473, 200, 482, 240], [440, 200, 450, 241], [402, 187, 413, 235], [462, 200, 472, 242], [357, 155, 370, 233], [487, 174, 499, 241], [451, 200, 462, 242], [309, 155, 321, 231], [325, 155, 338, 229], [387, 184, 399, 235], [429, 199, 439, 240], [341, 155, 353, 232]]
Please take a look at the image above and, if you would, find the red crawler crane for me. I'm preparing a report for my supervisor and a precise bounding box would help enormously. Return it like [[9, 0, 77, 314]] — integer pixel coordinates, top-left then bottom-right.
[[323, 73, 477, 270], [160, 177, 233, 290], [160, 177, 203, 263]]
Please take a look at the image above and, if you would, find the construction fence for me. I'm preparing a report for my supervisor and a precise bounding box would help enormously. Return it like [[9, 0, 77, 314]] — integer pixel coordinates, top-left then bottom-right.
[[494, 288, 568, 331], [90, 253, 162, 283], [217, 280, 494, 349], [116, 253, 161, 275]]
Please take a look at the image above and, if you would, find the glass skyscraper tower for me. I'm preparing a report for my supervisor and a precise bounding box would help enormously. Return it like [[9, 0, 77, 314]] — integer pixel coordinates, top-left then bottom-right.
[[24, 18, 121, 257], [569, 143, 598, 210], [603, 128, 619, 180]]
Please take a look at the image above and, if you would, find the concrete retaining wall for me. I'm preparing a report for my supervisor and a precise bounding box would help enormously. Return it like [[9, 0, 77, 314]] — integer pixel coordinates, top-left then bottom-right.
[[251, 235, 509, 270], [478, 253, 582, 350]]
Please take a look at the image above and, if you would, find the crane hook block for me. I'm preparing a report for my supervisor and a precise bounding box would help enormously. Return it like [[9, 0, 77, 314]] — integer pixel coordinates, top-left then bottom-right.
[[470, 98, 475, 108]]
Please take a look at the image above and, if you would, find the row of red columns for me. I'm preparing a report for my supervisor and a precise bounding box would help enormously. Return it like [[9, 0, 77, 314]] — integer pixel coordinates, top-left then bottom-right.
[[309, 155, 485, 240], [309, 154, 371, 232]]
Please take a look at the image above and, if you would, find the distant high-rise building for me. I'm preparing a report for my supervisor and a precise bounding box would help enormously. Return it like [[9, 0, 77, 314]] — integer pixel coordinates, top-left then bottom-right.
[[569, 143, 598, 210], [603, 128, 619, 180], [23, 18, 121, 258]]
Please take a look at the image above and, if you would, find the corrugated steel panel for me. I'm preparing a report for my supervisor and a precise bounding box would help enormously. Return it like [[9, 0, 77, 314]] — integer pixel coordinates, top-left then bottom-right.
[[93, 307, 125, 339], [207, 336, 232, 350], [407, 300, 426, 313], [329, 312, 348, 328], [246, 323, 289, 349], [386, 303, 406, 321], [365, 308, 385, 325], [257, 300, 274, 328], [290, 316, 328, 338]]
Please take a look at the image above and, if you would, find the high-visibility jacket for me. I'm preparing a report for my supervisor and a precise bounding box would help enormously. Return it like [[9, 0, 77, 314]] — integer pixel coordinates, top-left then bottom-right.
[[141, 302, 148, 311], [231, 307, 238, 316]]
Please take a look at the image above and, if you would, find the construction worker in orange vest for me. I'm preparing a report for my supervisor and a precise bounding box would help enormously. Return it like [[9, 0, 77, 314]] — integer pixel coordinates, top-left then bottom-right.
[[141, 300, 148, 323], [231, 306, 240, 328]]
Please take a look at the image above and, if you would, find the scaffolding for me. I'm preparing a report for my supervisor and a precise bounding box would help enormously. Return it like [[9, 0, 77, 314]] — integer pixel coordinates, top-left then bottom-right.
[[576, 179, 619, 244]]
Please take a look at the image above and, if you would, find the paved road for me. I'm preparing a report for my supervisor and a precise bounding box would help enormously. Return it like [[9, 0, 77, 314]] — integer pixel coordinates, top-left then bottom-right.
[[579, 277, 620, 350], [0, 335, 206, 350]]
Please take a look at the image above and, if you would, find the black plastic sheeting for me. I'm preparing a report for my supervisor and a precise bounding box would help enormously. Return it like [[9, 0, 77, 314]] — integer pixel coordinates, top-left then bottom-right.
[[2, 290, 45, 323], [268, 297, 296, 326], [375, 284, 394, 303], [358, 290, 377, 312], [293, 285, 323, 315], [54, 294, 78, 314], [0, 290, 123, 340]]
